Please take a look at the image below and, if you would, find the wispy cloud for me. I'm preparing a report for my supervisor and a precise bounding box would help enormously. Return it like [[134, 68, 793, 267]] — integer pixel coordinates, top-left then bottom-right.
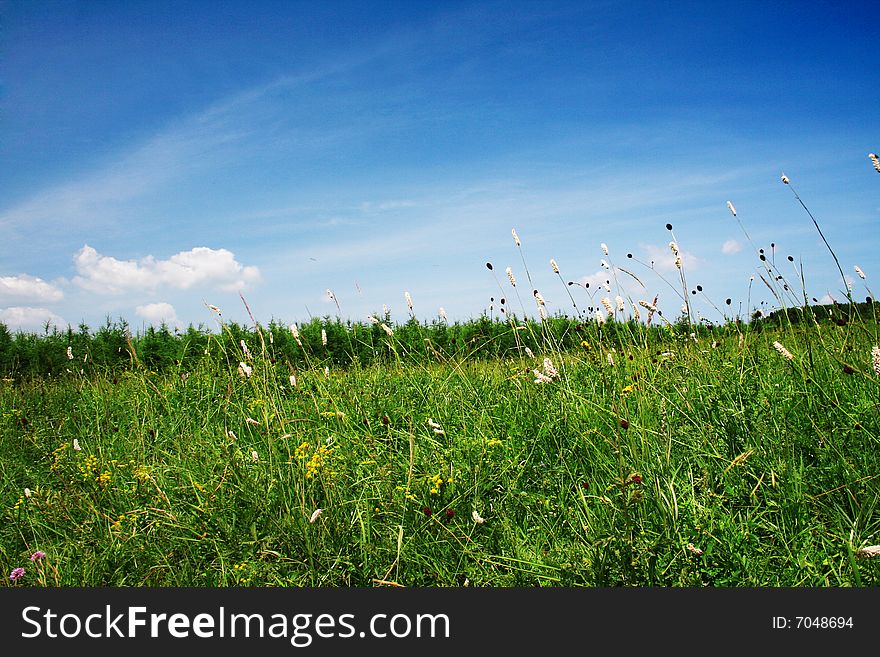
[[0, 116, 244, 235], [0, 55, 384, 238], [722, 239, 743, 255], [359, 199, 419, 212]]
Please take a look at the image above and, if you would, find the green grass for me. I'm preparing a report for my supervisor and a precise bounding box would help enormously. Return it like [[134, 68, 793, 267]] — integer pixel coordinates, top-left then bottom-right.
[[2, 313, 879, 587]]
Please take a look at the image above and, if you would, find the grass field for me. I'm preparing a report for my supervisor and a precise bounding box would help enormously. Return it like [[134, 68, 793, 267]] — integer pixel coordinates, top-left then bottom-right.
[[2, 297, 879, 587]]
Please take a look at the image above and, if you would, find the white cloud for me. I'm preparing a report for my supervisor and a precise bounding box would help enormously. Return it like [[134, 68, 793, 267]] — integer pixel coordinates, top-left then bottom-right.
[[640, 243, 700, 273], [721, 239, 742, 255], [574, 265, 651, 307], [72, 245, 261, 295], [0, 307, 66, 332], [0, 275, 64, 303], [136, 302, 179, 326], [577, 270, 613, 296]]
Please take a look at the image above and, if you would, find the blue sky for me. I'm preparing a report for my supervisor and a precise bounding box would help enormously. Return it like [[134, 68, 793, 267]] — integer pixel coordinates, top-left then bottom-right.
[[1, 0, 877, 333]]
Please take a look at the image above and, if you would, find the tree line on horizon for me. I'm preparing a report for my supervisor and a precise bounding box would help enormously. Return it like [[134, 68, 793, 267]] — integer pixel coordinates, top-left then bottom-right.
[[0, 300, 874, 378]]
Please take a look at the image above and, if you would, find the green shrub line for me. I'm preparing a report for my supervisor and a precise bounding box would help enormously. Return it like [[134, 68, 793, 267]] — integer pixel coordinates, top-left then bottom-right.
[[0, 299, 875, 378], [1, 300, 878, 587]]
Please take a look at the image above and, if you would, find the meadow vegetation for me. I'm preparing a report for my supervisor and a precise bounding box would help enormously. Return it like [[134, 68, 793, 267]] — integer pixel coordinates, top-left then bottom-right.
[[2, 174, 879, 587]]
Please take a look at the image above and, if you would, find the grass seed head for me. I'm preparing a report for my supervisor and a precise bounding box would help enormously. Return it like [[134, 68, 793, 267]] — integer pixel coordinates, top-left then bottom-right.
[[506, 267, 517, 287], [773, 341, 794, 361], [726, 200, 737, 217], [869, 153, 880, 174], [856, 545, 880, 559], [854, 265, 866, 280], [511, 228, 520, 246], [550, 259, 559, 274], [533, 369, 553, 384], [872, 346, 880, 377]]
